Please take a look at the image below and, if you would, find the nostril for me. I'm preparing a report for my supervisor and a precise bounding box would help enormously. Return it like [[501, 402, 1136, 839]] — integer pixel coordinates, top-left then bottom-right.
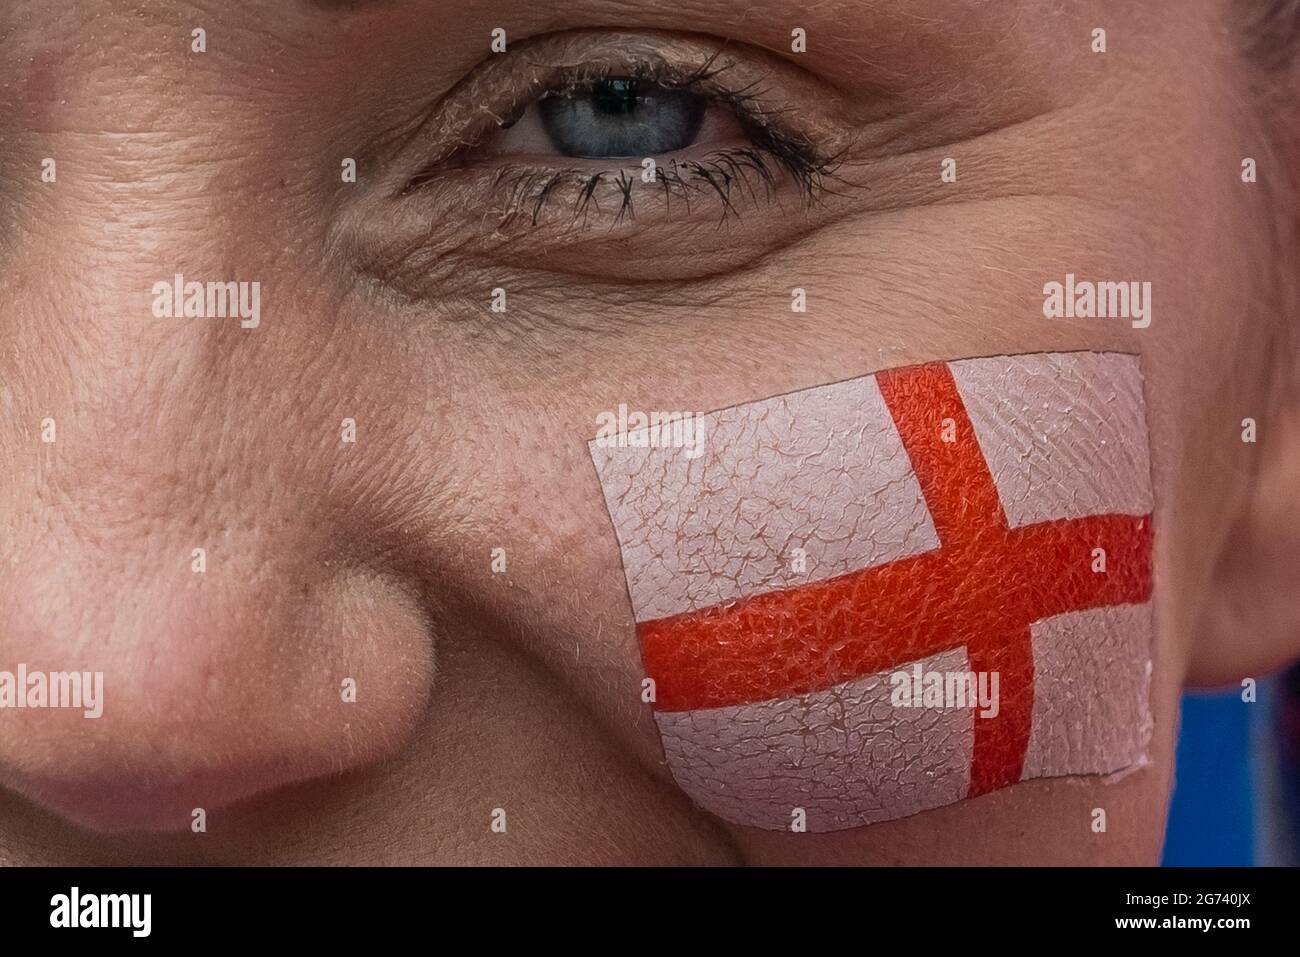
[[0, 566, 435, 833]]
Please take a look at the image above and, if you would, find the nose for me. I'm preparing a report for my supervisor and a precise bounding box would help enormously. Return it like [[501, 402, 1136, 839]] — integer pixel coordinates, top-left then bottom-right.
[[0, 258, 435, 836], [0, 44, 439, 832], [0, 526, 434, 832]]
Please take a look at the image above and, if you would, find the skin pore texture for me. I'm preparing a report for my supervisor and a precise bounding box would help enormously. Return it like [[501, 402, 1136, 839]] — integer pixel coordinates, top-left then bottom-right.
[[0, 0, 1297, 864]]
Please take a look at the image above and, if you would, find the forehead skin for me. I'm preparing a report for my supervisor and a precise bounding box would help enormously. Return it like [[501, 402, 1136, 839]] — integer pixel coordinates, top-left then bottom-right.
[[0, 0, 1281, 863]]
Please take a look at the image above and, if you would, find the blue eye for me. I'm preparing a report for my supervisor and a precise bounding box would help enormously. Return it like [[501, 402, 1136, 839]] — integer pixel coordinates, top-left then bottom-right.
[[538, 78, 706, 159]]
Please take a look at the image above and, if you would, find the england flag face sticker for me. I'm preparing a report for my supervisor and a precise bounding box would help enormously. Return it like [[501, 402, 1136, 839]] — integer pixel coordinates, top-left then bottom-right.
[[589, 351, 1155, 832]]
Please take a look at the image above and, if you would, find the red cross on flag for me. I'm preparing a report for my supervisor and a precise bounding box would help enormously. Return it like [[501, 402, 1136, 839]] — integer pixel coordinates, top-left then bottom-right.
[[590, 351, 1155, 832]]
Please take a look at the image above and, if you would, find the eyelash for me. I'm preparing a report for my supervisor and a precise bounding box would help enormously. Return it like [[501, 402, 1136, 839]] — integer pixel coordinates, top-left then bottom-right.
[[491, 146, 835, 229], [406, 52, 848, 226]]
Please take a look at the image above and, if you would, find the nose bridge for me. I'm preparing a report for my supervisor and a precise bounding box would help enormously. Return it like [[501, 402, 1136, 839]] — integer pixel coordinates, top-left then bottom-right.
[[0, 6, 306, 516], [0, 181, 261, 483], [27, 147, 262, 372], [0, 110, 286, 548], [0, 235, 310, 695], [4, 7, 270, 367], [2, 253, 278, 561]]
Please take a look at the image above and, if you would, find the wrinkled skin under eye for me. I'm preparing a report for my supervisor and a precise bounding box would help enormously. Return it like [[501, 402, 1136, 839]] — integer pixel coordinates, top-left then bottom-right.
[[537, 78, 706, 158]]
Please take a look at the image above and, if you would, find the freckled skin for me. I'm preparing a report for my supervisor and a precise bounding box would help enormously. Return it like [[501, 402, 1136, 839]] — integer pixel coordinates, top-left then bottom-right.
[[0, 0, 1296, 865]]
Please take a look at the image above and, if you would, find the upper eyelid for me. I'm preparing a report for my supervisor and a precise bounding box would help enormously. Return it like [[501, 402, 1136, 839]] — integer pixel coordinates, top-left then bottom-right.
[[379, 29, 856, 197]]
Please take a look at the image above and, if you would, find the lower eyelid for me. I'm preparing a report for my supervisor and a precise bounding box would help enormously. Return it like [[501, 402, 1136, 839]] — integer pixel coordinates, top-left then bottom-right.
[[335, 136, 861, 296], [414, 115, 844, 229], [415, 150, 830, 255]]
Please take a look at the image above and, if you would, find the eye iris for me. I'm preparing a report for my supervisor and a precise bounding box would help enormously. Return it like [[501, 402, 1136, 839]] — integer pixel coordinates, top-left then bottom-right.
[[539, 77, 706, 159]]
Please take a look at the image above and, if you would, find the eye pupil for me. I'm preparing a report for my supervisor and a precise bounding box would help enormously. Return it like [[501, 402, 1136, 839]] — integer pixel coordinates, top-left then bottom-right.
[[539, 77, 706, 159], [591, 78, 640, 116]]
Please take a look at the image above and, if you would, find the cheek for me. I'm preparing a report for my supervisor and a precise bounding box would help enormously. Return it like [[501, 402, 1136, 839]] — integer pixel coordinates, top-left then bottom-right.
[[585, 351, 1155, 831], [426, 189, 1182, 832]]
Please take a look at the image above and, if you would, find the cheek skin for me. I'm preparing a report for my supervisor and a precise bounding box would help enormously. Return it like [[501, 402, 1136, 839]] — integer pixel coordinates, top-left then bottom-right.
[[590, 352, 1154, 833], [436, 319, 1177, 861], [433, 105, 1226, 858]]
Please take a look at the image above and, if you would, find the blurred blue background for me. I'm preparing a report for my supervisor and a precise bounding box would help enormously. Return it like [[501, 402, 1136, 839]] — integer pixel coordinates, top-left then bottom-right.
[[1162, 675, 1297, 866]]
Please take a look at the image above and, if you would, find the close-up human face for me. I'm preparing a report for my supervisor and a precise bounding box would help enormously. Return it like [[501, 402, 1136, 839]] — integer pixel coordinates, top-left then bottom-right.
[[0, 0, 1297, 870]]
